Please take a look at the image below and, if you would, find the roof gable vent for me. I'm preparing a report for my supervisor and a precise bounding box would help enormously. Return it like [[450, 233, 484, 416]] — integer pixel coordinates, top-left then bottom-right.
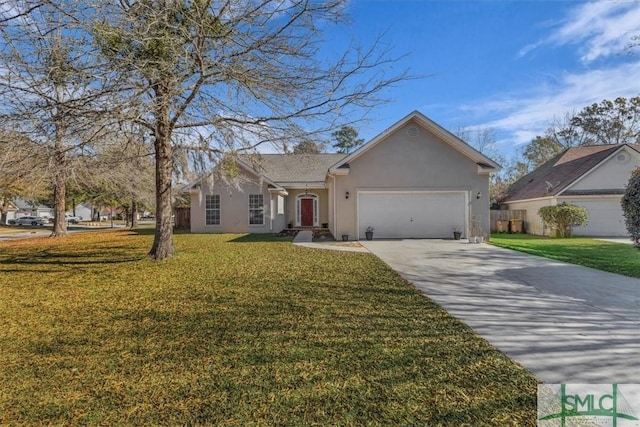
[[616, 152, 630, 165], [406, 125, 419, 138]]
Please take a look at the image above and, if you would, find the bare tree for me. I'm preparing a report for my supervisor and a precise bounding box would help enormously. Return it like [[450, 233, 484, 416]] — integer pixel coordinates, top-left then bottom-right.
[[455, 126, 507, 204], [89, 125, 155, 228], [0, 130, 47, 224], [0, 1, 117, 236], [293, 140, 322, 154], [456, 126, 501, 159], [94, 0, 408, 259], [626, 35, 640, 56]]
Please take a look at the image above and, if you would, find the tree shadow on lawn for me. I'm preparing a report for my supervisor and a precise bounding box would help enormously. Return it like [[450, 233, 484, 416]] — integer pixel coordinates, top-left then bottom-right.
[[6, 249, 537, 425], [0, 247, 144, 268], [127, 227, 189, 236], [128, 229, 293, 242], [86, 300, 535, 424], [229, 233, 293, 243]]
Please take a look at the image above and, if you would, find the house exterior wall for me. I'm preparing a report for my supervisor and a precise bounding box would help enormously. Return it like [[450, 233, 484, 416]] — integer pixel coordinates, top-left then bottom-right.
[[191, 171, 286, 233], [328, 176, 335, 233], [4, 208, 17, 224], [68, 205, 92, 221], [505, 198, 555, 236], [568, 147, 640, 191], [285, 188, 329, 227], [558, 195, 627, 236], [333, 119, 490, 239]]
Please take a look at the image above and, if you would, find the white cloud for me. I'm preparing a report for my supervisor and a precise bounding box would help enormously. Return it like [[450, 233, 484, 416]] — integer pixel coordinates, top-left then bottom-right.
[[466, 1, 640, 157], [473, 60, 640, 149], [523, 0, 640, 63]]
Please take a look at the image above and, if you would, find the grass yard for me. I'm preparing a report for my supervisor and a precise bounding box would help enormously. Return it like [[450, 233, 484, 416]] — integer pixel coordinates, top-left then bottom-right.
[[0, 230, 537, 425], [0, 226, 47, 235], [491, 233, 640, 278]]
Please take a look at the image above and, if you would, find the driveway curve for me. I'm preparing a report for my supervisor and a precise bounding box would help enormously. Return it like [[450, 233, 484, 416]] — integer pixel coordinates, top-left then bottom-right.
[[361, 239, 640, 384]]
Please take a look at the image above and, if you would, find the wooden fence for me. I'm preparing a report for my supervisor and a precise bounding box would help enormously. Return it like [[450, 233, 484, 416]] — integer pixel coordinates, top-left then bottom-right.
[[490, 210, 526, 233], [174, 207, 191, 230]]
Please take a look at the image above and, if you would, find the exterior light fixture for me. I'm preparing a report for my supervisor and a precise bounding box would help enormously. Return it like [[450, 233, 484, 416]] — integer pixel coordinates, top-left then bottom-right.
[[476, 191, 482, 199]]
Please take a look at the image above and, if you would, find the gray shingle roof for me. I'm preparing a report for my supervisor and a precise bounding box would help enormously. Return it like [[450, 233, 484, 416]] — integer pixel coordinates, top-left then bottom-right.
[[501, 144, 640, 202], [240, 154, 346, 184], [13, 198, 52, 210]]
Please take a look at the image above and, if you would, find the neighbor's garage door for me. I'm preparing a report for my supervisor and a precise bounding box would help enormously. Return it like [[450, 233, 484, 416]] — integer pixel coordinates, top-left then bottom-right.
[[358, 192, 466, 239], [570, 199, 627, 237]]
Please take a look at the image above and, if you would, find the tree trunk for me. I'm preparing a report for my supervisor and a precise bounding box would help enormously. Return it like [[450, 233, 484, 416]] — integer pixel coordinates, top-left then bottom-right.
[[0, 196, 8, 225], [131, 198, 138, 228], [148, 80, 174, 259], [51, 146, 67, 237], [123, 206, 130, 227]]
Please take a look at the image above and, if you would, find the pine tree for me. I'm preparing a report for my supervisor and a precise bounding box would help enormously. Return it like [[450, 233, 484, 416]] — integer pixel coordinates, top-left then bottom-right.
[[332, 126, 365, 154]]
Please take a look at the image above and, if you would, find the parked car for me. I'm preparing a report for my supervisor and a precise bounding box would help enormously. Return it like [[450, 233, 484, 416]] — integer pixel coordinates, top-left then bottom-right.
[[65, 214, 82, 224], [10, 216, 47, 226], [47, 215, 82, 224]]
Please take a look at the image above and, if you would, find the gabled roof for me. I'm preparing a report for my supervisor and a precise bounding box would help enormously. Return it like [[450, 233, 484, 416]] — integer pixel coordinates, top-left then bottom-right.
[[501, 144, 640, 202], [13, 198, 52, 210], [1, 200, 18, 211], [329, 110, 501, 173], [240, 153, 345, 184]]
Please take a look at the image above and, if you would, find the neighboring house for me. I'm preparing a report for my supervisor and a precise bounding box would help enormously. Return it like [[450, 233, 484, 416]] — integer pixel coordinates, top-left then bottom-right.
[[500, 144, 640, 236], [67, 203, 93, 221], [190, 111, 500, 240], [13, 198, 54, 220], [1, 200, 18, 224]]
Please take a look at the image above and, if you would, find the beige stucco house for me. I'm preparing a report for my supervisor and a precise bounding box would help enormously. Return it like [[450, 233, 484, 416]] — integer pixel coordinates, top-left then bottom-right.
[[1, 200, 18, 225], [190, 111, 500, 240], [500, 144, 640, 236]]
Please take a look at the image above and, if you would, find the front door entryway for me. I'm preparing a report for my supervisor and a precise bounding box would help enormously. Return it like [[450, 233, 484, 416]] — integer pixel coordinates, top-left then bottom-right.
[[296, 193, 319, 227], [301, 198, 314, 226]]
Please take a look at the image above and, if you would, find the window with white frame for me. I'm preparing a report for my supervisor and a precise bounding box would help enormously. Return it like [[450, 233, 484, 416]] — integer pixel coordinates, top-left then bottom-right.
[[249, 194, 264, 225], [205, 194, 220, 225], [277, 195, 284, 215]]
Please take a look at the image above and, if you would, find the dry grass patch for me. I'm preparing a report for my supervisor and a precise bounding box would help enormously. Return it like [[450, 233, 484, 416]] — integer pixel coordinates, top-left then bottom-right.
[[0, 231, 537, 425]]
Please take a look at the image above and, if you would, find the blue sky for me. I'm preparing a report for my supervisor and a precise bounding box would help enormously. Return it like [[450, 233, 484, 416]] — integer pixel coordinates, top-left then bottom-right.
[[335, 0, 640, 160]]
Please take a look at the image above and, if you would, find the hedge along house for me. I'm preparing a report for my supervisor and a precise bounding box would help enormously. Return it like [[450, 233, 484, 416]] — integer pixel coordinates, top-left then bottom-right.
[[500, 144, 640, 236], [190, 111, 501, 240]]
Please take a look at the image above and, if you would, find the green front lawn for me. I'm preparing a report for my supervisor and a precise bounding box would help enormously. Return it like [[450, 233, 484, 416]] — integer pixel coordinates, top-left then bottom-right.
[[491, 233, 640, 278], [0, 231, 537, 425]]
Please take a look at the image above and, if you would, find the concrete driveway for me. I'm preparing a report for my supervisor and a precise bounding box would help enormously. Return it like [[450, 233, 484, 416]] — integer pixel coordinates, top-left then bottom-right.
[[361, 239, 640, 383]]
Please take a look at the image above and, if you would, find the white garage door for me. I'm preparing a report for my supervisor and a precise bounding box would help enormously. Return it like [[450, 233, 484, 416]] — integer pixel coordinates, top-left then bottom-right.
[[570, 199, 627, 237], [358, 192, 466, 239]]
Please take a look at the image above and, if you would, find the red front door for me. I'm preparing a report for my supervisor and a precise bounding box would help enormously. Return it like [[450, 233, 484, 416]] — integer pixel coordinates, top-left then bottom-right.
[[301, 199, 314, 226]]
